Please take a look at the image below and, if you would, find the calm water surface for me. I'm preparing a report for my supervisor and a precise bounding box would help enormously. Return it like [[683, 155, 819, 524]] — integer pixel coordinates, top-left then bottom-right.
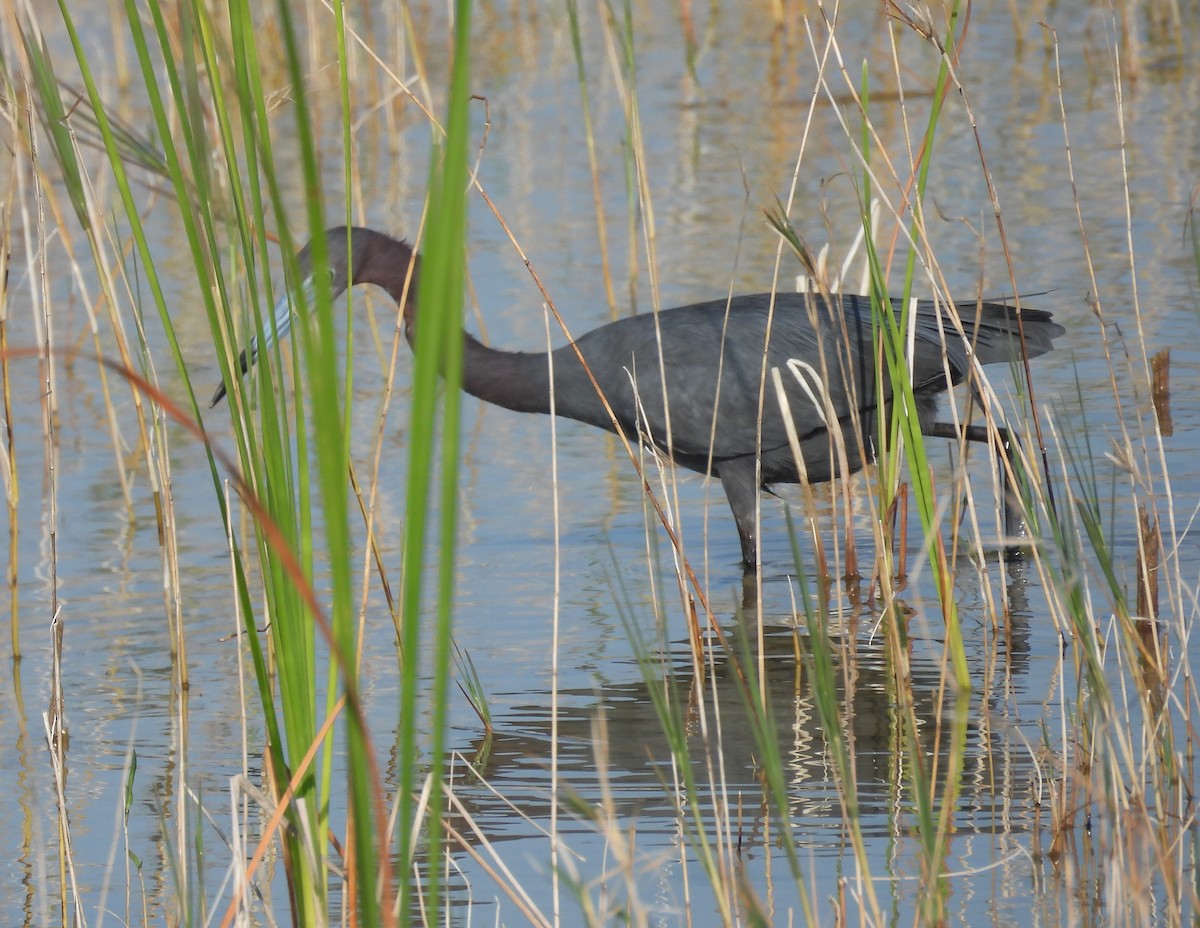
[[3, 2, 1198, 925]]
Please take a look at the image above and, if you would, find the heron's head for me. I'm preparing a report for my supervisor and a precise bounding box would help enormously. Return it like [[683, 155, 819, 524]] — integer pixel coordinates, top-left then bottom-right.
[[209, 227, 418, 407]]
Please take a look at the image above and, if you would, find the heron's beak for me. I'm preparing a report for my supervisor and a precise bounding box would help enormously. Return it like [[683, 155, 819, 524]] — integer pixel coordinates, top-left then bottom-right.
[[209, 280, 307, 408]]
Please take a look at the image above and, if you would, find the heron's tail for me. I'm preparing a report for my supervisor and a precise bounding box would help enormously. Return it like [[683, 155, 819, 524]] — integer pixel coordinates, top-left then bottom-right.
[[956, 300, 1065, 366]]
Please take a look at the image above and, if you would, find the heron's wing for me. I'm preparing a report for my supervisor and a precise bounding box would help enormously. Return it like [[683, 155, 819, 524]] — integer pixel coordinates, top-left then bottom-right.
[[594, 293, 880, 462], [564, 291, 1061, 465]]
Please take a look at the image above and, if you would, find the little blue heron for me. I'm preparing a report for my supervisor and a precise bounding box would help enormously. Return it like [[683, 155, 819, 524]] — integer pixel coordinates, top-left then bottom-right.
[[211, 226, 1064, 566]]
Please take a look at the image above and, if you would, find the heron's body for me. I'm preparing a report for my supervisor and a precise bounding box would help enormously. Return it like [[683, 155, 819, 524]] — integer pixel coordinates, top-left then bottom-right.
[[213, 227, 1065, 566]]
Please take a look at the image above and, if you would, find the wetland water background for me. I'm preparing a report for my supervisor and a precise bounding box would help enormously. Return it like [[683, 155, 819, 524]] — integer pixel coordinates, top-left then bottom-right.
[[3, 2, 1199, 924]]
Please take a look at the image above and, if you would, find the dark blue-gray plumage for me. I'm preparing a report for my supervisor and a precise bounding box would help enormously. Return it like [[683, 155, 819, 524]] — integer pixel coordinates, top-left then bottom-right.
[[211, 226, 1064, 566]]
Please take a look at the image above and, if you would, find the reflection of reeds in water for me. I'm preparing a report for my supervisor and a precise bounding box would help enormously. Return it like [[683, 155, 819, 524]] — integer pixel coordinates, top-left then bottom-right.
[[451, 623, 1034, 839], [440, 578, 1050, 923], [5, 0, 1197, 925]]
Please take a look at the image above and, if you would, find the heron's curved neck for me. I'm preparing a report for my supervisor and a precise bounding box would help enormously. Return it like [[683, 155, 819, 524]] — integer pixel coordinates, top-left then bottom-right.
[[360, 235, 555, 415], [461, 333, 553, 414]]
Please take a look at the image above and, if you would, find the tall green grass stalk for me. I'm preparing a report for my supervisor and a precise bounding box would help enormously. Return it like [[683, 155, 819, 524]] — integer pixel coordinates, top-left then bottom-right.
[[33, 0, 434, 919], [863, 7, 969, 690], [863, 9, 978, 916], [394, 0, 472, 921]]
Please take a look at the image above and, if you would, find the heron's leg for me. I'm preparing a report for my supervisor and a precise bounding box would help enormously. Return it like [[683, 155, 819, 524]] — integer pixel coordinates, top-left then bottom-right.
[[929, 421, 1024, 542], [718, 457, 761, 568]]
